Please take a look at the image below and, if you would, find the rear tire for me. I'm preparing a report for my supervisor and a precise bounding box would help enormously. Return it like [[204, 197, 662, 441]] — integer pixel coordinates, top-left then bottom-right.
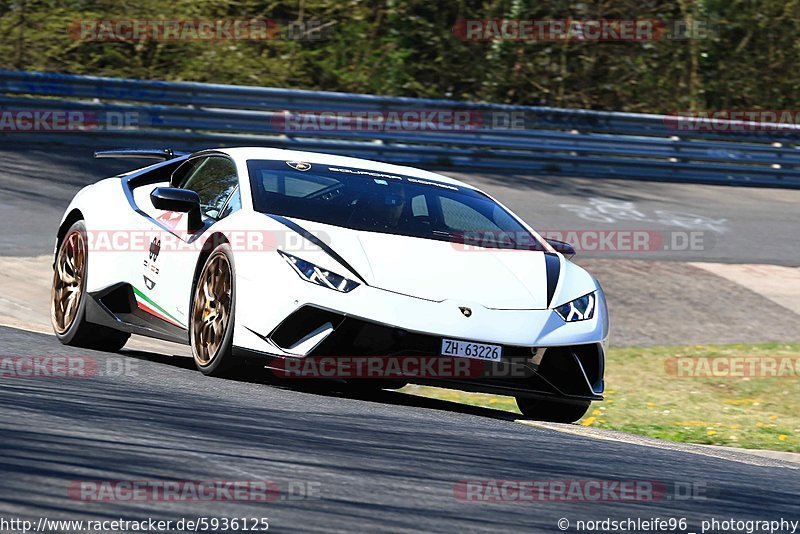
[[515, 397, 590, 423], [190, 244, 237, 376], [51, 220, 130, 352]]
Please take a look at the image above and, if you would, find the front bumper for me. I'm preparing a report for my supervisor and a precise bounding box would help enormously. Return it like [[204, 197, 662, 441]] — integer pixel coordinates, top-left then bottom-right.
[[235, 305, 605, 403]]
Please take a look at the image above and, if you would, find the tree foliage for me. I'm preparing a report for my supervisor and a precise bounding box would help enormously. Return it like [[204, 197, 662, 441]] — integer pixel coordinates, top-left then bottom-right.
[[0, 0, 797, 112]]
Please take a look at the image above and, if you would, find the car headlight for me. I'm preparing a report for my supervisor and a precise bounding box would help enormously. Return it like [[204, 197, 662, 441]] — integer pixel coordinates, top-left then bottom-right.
[[554, 292, 596, 322], [279, 251, 359, 293]]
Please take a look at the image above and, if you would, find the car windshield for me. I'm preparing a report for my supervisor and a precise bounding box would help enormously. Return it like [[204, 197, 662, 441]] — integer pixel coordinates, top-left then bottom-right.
[[247, 160, 545, 250]]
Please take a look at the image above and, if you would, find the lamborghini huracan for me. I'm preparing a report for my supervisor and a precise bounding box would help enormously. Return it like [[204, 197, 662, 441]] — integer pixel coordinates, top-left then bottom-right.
[[51, 147, 607, 422]]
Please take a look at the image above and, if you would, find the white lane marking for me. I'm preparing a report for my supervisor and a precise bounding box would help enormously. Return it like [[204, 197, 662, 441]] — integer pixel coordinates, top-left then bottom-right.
[[0, 320, 53, 336], [559, 197, 729, 232], [515, 419, 800, 469]]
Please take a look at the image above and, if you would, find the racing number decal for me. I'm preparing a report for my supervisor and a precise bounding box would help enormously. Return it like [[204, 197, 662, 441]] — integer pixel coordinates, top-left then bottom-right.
[[143, 237, 161, 290]]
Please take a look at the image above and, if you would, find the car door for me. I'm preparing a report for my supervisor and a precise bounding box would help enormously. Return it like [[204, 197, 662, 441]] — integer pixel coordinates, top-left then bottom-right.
[[143, 155, 240, 330]]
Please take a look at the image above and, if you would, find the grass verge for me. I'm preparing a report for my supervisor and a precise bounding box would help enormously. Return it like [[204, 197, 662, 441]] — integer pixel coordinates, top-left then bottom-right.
[[399, 343, 800, 452]]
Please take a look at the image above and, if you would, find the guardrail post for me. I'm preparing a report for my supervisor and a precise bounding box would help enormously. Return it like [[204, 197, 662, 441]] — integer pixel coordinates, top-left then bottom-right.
[[670, 135, 681, 178], [771, 142, 785, 183]]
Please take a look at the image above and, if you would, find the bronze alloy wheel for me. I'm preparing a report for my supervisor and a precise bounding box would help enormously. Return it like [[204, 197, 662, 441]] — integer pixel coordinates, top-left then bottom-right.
[[51, 229, 86, 335], [192, 251, 233, 366]]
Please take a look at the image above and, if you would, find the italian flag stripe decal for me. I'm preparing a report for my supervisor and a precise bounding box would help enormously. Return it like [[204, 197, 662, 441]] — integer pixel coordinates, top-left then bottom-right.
[[133, 287, 186, 329]]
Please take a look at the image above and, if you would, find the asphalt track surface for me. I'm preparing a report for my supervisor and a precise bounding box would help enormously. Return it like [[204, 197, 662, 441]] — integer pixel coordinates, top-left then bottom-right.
[[1, 327, 798, 533], [1, 140, 799, 532]]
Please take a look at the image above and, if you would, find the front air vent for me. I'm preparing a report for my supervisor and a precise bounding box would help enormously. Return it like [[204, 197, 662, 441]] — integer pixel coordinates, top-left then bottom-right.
[[269, 306, 345, 352], [536, 345, 603, 397]]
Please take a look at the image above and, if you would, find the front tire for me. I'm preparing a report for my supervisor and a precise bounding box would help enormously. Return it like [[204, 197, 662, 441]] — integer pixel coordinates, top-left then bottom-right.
[[515, 397, 590, 423], [51, 220, 130, 352], [190, 244, 237, 376]]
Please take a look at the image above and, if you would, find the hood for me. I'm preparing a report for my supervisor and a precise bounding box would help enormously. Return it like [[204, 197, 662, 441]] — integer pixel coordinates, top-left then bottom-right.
[[289, 218, 551, 310]]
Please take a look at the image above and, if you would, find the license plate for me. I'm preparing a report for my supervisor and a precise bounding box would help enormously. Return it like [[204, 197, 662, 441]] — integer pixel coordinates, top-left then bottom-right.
[[441, 338, 502, 362]]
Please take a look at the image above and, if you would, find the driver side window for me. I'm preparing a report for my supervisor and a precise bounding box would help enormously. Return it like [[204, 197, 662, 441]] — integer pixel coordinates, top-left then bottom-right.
[[180, 156, 239, 219]]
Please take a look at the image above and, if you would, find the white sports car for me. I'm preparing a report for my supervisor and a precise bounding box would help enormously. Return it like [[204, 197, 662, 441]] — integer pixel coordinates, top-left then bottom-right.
[[51, 147, 608, 423]]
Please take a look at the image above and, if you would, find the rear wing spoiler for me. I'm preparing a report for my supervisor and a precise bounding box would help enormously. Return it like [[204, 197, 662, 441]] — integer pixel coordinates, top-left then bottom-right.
[[93, 148, 189, 161]]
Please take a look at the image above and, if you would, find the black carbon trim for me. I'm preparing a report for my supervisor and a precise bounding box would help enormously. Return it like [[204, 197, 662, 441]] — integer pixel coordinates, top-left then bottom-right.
[[244, 326, 272, 344], [544, 252, 561, 307], [94, 148, 188, 161], [264, 214, 368, 285], [85, 283, 189, 344]]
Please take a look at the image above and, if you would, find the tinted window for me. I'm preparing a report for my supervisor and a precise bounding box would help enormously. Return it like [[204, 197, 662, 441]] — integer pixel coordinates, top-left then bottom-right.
[[247, 160, 543, 250], [411, 195, 429, 216], [440, 197, 495, 232], [181, 156, 238, 219], [170, 158, 200, 187], [261, 173, 339, 197]]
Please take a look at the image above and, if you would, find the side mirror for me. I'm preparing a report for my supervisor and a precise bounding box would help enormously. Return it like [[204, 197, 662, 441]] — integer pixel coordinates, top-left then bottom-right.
[[546, 238, 576, 259], [150, 187, 202, 232]]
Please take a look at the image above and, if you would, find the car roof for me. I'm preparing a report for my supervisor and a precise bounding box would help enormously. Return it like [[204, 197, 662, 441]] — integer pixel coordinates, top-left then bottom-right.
[[212, 147, 475, 190]]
